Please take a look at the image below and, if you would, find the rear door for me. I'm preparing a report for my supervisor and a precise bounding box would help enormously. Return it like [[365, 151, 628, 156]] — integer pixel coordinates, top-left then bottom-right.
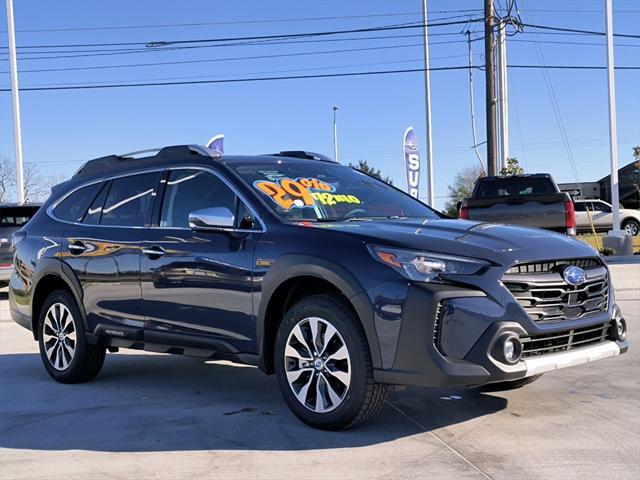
[[573, 201, 589, 230], [591, 201, 613, 228], [59, 171, 163, 334], [140, 168, 262, 353]]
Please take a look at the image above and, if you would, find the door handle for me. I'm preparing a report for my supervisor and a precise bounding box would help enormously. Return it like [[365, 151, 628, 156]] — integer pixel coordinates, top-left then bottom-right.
[[142, 245, 165, 258], [68, 241, 87, 254]]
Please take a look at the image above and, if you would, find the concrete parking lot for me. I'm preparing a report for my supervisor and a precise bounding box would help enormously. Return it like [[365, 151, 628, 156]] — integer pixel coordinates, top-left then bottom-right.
[[1, 263, 638, 480]]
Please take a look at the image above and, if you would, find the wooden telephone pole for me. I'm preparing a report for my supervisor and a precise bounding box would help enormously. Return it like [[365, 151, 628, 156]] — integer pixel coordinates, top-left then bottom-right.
[[484, 0, 498, 176]]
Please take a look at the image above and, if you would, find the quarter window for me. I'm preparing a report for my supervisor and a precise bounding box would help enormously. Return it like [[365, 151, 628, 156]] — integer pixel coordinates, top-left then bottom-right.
[[54, 183, 102, 223], [160, 169, 258, 229], [100, 172, 162, 227]]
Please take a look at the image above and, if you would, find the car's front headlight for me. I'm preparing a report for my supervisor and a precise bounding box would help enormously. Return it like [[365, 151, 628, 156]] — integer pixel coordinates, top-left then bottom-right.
[[367, 245, 489, 282]]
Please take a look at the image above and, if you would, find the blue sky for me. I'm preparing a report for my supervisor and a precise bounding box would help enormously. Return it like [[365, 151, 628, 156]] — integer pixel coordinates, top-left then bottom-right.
[[1, 0, 639, 209]]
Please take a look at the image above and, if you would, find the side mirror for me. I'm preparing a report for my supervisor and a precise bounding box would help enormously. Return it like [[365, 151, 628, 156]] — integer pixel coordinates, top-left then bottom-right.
[[188, 207, 235, 231]]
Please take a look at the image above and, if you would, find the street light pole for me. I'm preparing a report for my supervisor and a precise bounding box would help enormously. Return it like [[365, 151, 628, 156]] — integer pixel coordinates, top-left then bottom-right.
[[5, 0, 25, 204], [421, 0, 434, 206], [605, 0, 621, 235], [332, 106, 339, 163]]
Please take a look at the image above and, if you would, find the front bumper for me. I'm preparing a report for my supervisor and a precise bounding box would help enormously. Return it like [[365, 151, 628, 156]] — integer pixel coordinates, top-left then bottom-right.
[[523, 340, 622, 377], [372, 282, 629, 387]]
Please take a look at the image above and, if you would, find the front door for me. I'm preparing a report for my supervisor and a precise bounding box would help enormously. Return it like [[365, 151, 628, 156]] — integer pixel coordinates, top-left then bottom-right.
[[61, 171, 163, 333], [140, 168, 262, 353]]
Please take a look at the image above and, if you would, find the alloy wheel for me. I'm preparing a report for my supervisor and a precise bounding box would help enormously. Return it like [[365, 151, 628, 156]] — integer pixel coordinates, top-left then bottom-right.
[[284, 317, 351, 413], [624, 222, 639, 236], [42, 303, 77, 371]]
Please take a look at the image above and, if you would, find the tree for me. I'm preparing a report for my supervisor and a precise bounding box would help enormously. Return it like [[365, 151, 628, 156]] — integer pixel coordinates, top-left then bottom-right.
[[0, 157, 13, 203], [443, 165, 484, 217], [349, 159, 393, 184], [500, 157, 525, 176], [0, 158, 63, 203]]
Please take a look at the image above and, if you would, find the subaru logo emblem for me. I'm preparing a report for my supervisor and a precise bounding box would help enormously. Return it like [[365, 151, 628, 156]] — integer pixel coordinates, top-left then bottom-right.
[[563, 266, 586, 286]]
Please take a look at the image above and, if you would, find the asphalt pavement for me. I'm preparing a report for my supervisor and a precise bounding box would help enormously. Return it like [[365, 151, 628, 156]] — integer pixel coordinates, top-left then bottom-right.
[[0, 263, 638, 479]]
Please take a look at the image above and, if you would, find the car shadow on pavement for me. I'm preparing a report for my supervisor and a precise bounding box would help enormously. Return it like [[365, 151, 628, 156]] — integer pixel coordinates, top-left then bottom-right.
[[0, 352, 507, 452]]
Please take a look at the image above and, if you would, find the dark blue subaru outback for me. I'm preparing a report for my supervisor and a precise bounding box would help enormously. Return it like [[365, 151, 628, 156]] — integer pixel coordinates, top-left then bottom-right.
[[9, 146, 628, 430]]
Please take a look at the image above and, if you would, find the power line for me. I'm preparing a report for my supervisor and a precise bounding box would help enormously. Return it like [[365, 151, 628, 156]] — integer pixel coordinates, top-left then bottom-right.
[[0, 43, 429, 74], [1, 64, 637, 93], [0, 11, 483, 34], [1, 19, 482, 49], [0, 36, 473, 62], [521, 22, 640, 39], [3, 31, 474, 57]]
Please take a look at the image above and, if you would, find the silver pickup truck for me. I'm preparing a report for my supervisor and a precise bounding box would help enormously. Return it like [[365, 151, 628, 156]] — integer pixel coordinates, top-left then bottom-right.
[[459, 174, 575, 235]]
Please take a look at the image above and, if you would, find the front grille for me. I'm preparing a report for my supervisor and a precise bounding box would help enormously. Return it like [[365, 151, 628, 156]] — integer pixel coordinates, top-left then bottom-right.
[[503, 259, 609, 324], [506, 258, 601, 275], [521, 322, 612, 357]]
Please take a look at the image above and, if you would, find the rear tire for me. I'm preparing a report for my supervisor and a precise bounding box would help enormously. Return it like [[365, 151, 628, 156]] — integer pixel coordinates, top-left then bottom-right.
[[622, 219, 639, 236], [472, 374, 543, 392], [38, 289, 106, 383], [274, 294, 387, 430]]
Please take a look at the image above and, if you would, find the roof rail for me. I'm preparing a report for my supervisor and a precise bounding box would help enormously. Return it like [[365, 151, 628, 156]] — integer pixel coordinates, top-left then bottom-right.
[[73, 144, 219, 178], [120, 147, 163, 158], [268, 151, 336, 163]]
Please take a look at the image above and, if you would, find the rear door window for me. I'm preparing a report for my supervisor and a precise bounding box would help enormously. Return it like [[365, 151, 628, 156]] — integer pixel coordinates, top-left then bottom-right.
[[54, 183, 102, 223], [0, 206, 40, 227], [100, 172, 162, 227]]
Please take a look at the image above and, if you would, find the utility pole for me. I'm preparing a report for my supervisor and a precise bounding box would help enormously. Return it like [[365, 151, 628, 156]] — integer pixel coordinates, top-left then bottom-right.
[[604, 0, 621, 234], [421, 0, 434, 206], [5, 0, 25, 204], [497, 20, 509, 172], [466, 31, 485, 172], [332, 106, 339, 162], [484, 0, 498, 176]]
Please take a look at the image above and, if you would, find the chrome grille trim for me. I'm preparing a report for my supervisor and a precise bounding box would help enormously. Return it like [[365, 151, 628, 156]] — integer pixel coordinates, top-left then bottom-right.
[[503, 260, 609, 324], [433, 301, 443, 351]]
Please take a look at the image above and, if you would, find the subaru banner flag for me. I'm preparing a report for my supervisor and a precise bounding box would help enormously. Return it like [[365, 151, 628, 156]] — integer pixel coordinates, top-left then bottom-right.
[[403, 127, 420, 198], [206, 134, 224, 154]]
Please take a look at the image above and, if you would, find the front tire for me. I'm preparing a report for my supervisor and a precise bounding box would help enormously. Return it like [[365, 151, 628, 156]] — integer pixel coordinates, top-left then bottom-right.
[[623, 219, 639, 236], [275, 294, 387, 430], [38, 289, 106, 383]]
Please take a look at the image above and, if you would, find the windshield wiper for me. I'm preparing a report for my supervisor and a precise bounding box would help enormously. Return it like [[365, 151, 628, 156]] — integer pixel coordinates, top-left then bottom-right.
[[345, 215, 410, 221], [310, 215, 413, 223]]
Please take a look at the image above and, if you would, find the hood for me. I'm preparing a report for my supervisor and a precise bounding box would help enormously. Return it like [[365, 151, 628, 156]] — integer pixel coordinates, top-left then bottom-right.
[[312, 219, 598, 266]]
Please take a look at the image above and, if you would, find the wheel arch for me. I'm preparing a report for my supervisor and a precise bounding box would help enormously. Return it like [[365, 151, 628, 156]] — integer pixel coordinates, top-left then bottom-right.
[[30, 259, 86, 340], [257, 255, 381, 374]]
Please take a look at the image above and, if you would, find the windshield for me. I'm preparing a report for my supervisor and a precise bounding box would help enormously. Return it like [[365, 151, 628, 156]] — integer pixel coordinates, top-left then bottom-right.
[[230, 161, 440, 222]]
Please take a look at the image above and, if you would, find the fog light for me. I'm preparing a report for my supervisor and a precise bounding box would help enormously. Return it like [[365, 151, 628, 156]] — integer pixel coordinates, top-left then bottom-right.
[[501, 335, 522, 364], [613, 317, 627, 342]]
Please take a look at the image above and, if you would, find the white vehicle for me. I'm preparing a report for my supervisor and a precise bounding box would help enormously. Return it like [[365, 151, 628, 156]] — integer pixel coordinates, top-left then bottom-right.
[[574, 199, 640, 236]]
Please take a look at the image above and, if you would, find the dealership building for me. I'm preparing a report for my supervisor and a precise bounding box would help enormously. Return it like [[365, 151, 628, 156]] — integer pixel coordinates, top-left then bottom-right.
[[558, 159, 640, 210]]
